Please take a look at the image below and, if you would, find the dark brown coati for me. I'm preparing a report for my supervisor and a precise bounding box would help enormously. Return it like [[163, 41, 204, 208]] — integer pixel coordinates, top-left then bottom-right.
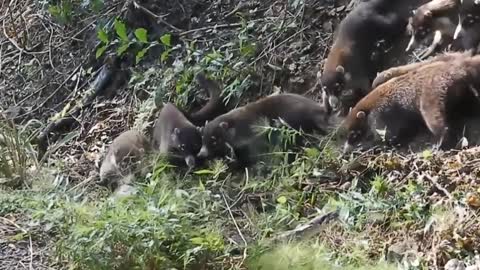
[[454, 0, 480, 49], [320, 0, 428, 114], [197, 94, 330, 166], [372, 51, 471, 88], [152, 103, 202, 168], [99, 130, 151, 190], [342, 54, 480, 153], [406, 15, 458, 59], [151, 73, 228, 168]]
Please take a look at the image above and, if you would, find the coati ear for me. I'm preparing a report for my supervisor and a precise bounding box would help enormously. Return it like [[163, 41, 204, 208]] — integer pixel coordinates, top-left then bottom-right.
[[219, 121, 229, 130], [424, 10, 432, 18], [336, 65, 345, 74], [356, 111, 366, 119], [174, 128, 180, 135]]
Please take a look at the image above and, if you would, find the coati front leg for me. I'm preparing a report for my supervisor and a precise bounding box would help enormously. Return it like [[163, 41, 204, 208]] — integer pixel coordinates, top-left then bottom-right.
[[419, 30, 444, 60]]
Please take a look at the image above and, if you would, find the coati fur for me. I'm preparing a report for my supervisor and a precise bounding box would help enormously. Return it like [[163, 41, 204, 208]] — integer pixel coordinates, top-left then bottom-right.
[[197, 94, 330, 167], [372, 51, 471, 88], [342, 54, 480, 153], [320, 0, 428, 114], [408, 0, 459, 32], [99, 130, 151, 190], [151, 73, 228, 168]]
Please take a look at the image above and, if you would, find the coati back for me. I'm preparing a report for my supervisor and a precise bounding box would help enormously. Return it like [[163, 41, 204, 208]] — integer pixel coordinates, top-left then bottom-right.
[[99, 130, 151, 190], [151, 73, 227, 168], [320, 0, 427, 113], [197, 94, 330, 166], [372, 51, 471, 88], [342, 55, 480, 153]]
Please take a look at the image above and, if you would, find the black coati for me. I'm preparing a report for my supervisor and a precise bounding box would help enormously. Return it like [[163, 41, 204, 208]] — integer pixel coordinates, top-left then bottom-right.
[[372, 51, 471, 88], [454, 0, 480, 49], [320, 0, 428, 114], [342, 54, 480, 153], [99, 130, 151, 190], [197, 94, 330, 166], [151, 73, 228, 168]]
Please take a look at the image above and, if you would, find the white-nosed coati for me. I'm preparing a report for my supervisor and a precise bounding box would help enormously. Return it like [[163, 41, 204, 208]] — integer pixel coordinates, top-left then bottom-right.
[[342, 54, 480, 153], [197, 94, 330, 167], [372, 51, 470, 88], [320, 0, 427, 114], [99, 130, 151, 190], [454, 0, 480, 49], [151, 73, 228, 168], [406, 15, 458, 59]]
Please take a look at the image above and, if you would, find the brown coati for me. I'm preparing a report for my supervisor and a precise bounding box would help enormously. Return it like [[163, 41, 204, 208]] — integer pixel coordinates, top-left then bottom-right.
[[320, 0, 428, 114], [151, 73, 228, 168], [197, 94, 330, 167], [152, 103, 202, 168], [406, 15, 458, 59], [372, 51, 471, 88], [99, 130, 151, 190], [342, 55, 480, 153], [408, 0, 459, 32]]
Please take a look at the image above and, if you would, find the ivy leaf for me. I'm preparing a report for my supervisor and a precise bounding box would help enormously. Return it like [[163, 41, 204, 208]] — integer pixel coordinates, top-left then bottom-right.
[[160, 33, 171, 46], [135, 47, 149, 64], [96, 45, 107, 59], [97, 29, 108, 44], [134, 28, 148, 43], [116, 43, 130, 56], [114, 18, 128, 42]]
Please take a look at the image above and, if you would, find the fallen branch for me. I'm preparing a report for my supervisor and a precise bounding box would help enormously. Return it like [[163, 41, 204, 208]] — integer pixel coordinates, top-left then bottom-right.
[[271, 210, 339, 242]]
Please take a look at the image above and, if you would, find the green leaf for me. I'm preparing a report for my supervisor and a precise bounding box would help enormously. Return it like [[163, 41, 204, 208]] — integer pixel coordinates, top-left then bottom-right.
[[97, 29, 109, 44], [116, 43, 130, 56], [190, 237, 205, 245], [422, 150, 433, 159], [135, 47, 149, 64], [160, 48, 171, 63], [95, 45, 107, 59], [134, 28, 148, 43], [114, 18, 128, 41], [277, 196, 287, 204], [193, 169, 215, 175], [160, 33, 172, 46]]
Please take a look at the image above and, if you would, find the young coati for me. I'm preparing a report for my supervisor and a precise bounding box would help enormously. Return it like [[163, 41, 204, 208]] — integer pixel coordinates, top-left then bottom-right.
[[151, 73, 228, 168], [371, 51, 471, 88], [342, 55, 480, 153], [99, 130, 151, 190], [197, 94, 330, 166], [320, 0, 427, 114]]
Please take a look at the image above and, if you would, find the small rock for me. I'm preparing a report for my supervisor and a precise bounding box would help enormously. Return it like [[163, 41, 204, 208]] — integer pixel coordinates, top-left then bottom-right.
[[445, 259, 466, 270]]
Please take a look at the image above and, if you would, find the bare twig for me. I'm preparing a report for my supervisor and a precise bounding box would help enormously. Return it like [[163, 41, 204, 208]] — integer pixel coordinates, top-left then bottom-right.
[[132, 0, 182, 31], [222, 192, 248, 247]]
